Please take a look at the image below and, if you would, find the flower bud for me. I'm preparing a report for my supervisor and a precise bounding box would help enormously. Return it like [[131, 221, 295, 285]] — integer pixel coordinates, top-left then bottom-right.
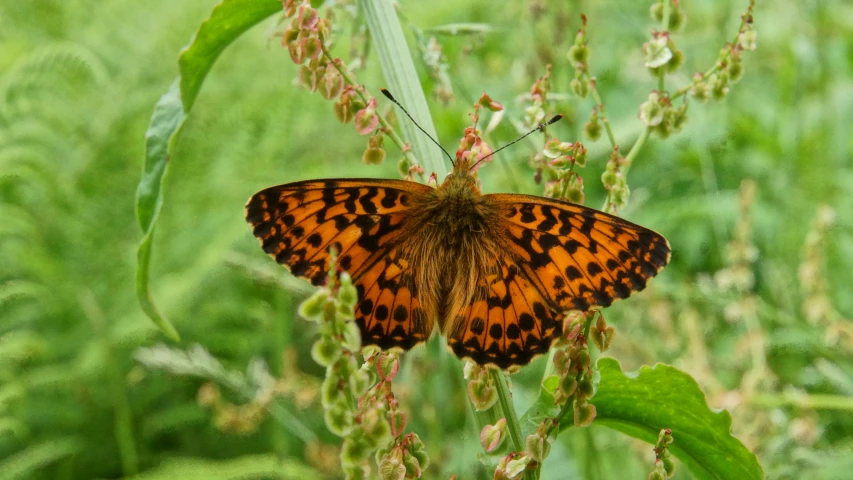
[[480, 418, 507, 453], [710, 73, 729, 100], [639, 92, 664, 126], [355, 100, 379, 135], [738, 29, 757, 51], [567, 44, 589, 64], [543, 139, 574, 158], [583, 111, 601, 140], [362, 147, 386, 165], [570, 77, 589, 99], [339, 272, 357, 304], [728, 58, 744, 83], [559, 376, 578, 399], [376, 353, 400, 382], [320, 67, 344, 100], [669, 7, 687, 31], [573, 143, 587, 167], [311, 336, 340, 367], [468, 378, 498, 411], [389, 410, 407, 438], [341, 434, 372, 467], [298, 289, 328, 322], [690, 80, 710, 103], [479, 92, 504, 112], [666, 48, 684, 73], [643, 35, 672, 69], [525, 432, 551, 462], [573, 401, 597, 427], [378, 450, 406, 480], [505, 453, 531, 479], [649, 2, 664, 22], [524, 106, 546, 128], [334, 90, 358, 124], [324, 401, 354, 436]]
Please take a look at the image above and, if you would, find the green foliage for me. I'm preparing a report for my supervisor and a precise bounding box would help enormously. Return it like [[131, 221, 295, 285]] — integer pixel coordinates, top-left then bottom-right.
[[2, 0, 853, 479], [135, 0, 284, 341], [590, 358, 762, 480]]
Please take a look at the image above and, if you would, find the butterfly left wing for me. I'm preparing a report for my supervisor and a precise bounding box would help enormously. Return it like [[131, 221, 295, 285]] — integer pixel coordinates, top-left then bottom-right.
[[246, 179, 431, 285], [447, 256, 563, 369], [354, 244, 434, 351], [487, 194, 670, 313], [246, 179, 436, 352]]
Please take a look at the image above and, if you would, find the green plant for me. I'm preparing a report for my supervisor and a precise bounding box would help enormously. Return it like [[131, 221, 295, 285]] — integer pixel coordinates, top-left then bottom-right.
[[4, 0, 852, 478], [132, 0, 770, 478]]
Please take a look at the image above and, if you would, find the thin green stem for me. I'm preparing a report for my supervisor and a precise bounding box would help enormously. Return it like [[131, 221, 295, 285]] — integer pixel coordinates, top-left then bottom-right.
[[490, 369, 524, 452], [671, 3, 753, 101], [588, 81, 617, 148], [622, 126, 651, 175], [658, 1, 671, 94]]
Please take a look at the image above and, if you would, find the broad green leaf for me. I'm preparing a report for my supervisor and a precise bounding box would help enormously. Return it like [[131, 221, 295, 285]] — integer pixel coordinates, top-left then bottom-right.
[[587, 358, 764, 480], [520, 359, 764, 479], [134, 0, 281, 339]]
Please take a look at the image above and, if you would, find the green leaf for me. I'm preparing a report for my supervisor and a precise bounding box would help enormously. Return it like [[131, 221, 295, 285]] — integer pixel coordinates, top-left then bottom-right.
[[134, 0, 281, 339], [358, 0, 446, 179], [178, 0, 282, 110], [519, 375, 561, 437], [587, 358, 765, 480], [128, 454, 320, 480]]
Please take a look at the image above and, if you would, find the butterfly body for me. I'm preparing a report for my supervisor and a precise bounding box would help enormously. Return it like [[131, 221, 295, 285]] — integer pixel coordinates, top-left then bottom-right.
[[247, 157, 670, 369], [401, 159, 508, 336]]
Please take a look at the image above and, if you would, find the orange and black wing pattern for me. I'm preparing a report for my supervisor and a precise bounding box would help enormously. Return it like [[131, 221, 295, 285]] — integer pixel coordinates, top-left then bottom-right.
[[353, 245, 434, 351], [245, 179, 434, 351], [447, 257, 563, 369], [245, 179, 430, 284], [490, 194, 671, 313]]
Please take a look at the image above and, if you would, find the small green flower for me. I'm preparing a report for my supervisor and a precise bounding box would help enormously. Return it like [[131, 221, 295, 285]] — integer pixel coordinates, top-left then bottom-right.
[[639, 92, 664, 126], [643, 35, 672, 69]]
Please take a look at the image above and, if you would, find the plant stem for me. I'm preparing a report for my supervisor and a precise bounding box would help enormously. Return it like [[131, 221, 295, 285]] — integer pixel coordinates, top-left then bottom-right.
[[490, 369, 524, 452], [622, 126, 651, 175], [588, 81, 617, 148]]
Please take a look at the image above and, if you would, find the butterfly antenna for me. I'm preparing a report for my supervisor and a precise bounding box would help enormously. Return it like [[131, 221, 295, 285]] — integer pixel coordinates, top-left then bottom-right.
[[380, 89, 455, 166], [471, 114, 564, 170]]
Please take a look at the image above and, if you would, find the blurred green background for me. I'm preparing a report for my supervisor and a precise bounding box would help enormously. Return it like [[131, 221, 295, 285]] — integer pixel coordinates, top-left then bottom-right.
[[2, 0, 852, 478]]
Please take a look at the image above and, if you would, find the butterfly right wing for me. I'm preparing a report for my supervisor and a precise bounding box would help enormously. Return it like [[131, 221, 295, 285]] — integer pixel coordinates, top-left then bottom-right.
[[246, 178, 435, 351], [447, 254, 563, 369], [488, 193, 670, 313]]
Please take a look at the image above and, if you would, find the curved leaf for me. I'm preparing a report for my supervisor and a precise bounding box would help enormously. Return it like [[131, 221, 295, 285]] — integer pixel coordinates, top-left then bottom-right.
[[587, 358, 764, 480], [178, 0, 282, 110], [134, 0, 281, 339]]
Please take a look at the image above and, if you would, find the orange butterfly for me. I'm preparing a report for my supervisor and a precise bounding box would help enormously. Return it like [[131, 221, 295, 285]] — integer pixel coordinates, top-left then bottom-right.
[[246, 96, 670, 369]]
